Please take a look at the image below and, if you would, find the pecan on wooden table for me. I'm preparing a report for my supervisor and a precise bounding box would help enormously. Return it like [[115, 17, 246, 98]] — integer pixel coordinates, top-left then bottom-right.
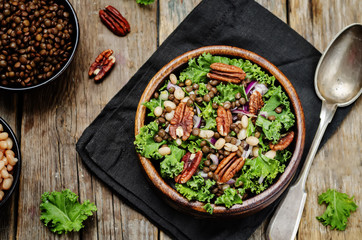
[[169, 102, 194, 141], [88, 49, 116, 81], [249, 90, 264, 115], [270, 131, 294, 151], [175, 151, 202, 184], [207, 62, 246, 84], [99, 5, 130, 36], [214, 152, 245, 183], [216, 106, 232, 137]]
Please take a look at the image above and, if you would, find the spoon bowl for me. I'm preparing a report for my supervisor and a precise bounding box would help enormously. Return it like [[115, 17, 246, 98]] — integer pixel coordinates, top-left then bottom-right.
[[315, 23, 362, 106]]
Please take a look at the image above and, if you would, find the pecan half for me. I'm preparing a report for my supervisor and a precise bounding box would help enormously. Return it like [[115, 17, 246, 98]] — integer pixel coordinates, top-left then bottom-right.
[[169, 102, 194, 141], [214, 152, 245, 183], [216, 106, 232, 137], [88, 49, 116, 81], [269, 131, 294, 151], [175, 151, 202, 184], [249, 91, 264, 115], [207, 63, 246, 84], [99, 5, 130, 36]]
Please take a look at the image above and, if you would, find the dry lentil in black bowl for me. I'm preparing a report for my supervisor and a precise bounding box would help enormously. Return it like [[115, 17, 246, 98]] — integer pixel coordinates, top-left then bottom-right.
[[0, 117, 21, 209], [0, 0, 79, 91]]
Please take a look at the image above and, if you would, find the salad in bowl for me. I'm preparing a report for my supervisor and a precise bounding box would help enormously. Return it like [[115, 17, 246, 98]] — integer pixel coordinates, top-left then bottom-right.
[[134, 46, 304, 217]]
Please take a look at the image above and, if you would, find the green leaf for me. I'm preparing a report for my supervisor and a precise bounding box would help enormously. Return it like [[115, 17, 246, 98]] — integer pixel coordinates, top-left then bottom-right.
[[274, 149, 292, 163], [136, 0, 155, 5], [213, 83, 247, 105], [317, 189, 358, 231], [40, 189, 97, 234], [175, 175, 215, 203], [134, 121, 164, 160], [235, 153, 285, 194], [246, 118, 255, 137], [215, 188, 243, 208], [160, 145, 185, 178], [143, 98, 163, 117], [256, 86, 295, 143], [203, 203, 214, 214]]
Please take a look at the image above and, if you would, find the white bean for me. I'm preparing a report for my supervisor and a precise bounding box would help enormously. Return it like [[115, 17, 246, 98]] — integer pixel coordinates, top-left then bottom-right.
[[169, 73, 178, 84], [174, 88, 185, 100], [158, 146, 171, 156], [246, 136, 259, 146], [265, 150, 277, 159], [224, 143, 238, 152], [0, 161, 4, 171], [164, 101, 176, 110], [1, 168, 9, 179], [0, 132, 8, 141], [237, 129, 247, 140], [165, 110, 175, 121], [181, 97, 189, 103], [2, 175, 13, 190], [215, 138, 226, 150], [0, 141, 7, 150], [7, 155, 17, 166], [0, 124, 3, 132], [5, 150, 15, 157], [252, 147, 259, 157], [175, 138, 182, 146], [5, 138, 12, 149], [154, 106, 163, 117], [241, 115, 249, 129], [0, 190, 4, 201], [199, 130, 214, 139], [7, 165, 13, 172]]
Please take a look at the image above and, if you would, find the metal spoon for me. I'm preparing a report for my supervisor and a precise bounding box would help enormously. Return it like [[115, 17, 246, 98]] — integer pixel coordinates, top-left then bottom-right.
[[266, 23, 362, 240]]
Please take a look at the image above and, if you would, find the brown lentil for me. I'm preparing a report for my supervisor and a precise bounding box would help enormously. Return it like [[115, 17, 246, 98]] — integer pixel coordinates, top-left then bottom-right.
[[254, 131, 261, 138], [204, 160, 211, 167], [268, 115, 276, 121], [168, 87, 175, 94], [0, 0, 74, 87], [192, 128, 200, 136], [240, 97, 246, 105], [192, 83, 199, 90], [275, 106, 283, 113]]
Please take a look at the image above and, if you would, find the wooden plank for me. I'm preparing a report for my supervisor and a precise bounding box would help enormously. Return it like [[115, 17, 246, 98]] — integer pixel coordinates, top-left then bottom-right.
[[288, 0, 362, 239], [14, 0, 158, 240], [0, 94, 18, 240]]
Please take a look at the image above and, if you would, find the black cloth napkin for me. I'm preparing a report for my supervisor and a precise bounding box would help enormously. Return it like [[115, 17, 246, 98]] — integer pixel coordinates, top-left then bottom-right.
[[77, 0, 352, 239]]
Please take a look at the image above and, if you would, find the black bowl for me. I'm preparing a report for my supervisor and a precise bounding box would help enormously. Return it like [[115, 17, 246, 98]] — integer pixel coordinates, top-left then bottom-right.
[[0, 0, 80, 91], [0, 117, 21, 209]]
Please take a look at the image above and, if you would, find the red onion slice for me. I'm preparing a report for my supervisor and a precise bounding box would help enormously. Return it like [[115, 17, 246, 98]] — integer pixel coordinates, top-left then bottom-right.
[[209, 137, 217, 146], [245, 80, 257, 95], [242, 145, 252, 159], [193, 115, 202, 128], [167, 81, 181, 91], [210, 154, 219, 165], [259, 111, 268, 118], [253, 83, 268, 95], [226, 179, 236, 185], [231, 109, 250, 115], [195, 105, 201, 116]]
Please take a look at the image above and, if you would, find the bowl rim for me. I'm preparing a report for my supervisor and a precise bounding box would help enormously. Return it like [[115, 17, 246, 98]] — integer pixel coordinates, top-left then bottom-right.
[[0, 117, 21, 210], [0, 0, 80, 92], [135, 45, 305, 217]]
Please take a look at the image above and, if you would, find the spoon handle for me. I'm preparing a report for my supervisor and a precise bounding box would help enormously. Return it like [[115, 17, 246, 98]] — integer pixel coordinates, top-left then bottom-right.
[[266, 101, 337, 240]]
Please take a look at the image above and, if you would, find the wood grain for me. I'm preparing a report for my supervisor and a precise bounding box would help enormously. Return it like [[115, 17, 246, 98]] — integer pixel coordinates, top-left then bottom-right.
[[289, 0, 362, 239], [0, 0, 360, 239]]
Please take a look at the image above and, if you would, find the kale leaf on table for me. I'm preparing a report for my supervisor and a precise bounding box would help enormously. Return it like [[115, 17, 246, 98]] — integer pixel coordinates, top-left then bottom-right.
[[40, 189, 97, 234], [136, 0, 155, 5], [317, 189, 358, 231]]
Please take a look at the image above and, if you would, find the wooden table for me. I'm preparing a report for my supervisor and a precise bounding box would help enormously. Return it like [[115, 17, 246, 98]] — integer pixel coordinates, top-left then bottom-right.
[[0, 0, 361, 239]]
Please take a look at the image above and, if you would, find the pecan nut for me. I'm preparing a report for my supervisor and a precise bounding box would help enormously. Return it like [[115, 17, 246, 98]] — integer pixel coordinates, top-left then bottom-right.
[[207, 63, 246, 84], [249, 90, 264, 115], [269, 131, 294, 151], [99, 5, 130, 36], [88, 49, 116, 81], [175, 151, 202, 184], [169, 102, 194, 141], [214, 152, 245, 183], [216, 106, 232, 137]]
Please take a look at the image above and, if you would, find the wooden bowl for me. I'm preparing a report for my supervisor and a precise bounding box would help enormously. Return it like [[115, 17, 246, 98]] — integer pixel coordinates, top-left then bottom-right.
[[135, 46, 305, 218]]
